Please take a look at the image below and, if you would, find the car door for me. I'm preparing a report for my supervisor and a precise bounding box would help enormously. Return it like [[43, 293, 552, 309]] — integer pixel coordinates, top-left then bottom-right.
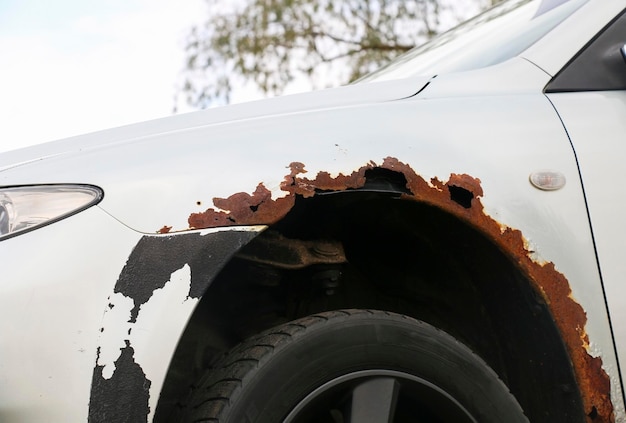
[[546, 9, 626, 376]]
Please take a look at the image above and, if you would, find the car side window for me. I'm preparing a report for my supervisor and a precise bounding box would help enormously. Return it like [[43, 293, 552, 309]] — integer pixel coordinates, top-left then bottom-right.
[[546, 9, 626, 92]]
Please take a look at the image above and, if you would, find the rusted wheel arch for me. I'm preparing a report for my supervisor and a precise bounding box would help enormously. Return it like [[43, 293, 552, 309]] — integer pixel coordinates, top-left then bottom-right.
[[159, 158, 612, 422]]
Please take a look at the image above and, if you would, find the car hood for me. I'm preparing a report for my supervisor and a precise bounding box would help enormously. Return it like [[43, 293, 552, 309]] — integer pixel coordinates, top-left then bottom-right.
[[0, 76, 431, 173]]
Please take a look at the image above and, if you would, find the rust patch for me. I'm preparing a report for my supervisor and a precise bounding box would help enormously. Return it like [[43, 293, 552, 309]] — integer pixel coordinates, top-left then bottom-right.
[[182, 157, 613, 422], [187, 162, 369, 227], [157, 225, 172, 234]]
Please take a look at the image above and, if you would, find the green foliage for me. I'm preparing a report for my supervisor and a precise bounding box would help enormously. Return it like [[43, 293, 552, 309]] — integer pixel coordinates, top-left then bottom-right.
[[183, 0, 496, 108]]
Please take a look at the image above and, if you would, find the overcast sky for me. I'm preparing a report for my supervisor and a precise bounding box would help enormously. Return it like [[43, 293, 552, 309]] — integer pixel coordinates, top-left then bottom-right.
[[0, 1, 486, 154], [0, 0, 268, 153]]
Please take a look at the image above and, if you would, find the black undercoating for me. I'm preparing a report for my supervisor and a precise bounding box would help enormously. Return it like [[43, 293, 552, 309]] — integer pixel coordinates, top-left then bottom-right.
[[89, 230, 259, 423]]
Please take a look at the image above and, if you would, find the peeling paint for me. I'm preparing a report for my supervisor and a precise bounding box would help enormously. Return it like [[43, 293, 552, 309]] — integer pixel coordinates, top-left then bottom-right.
[[90, 229, 260, 423], [130, 265, 200, 422], [97, 293, 134, 379], [89, 341, 151, 423], [114, 231, 256, 322], [181, 157, 614, 422], [93, 267, 199, 423]]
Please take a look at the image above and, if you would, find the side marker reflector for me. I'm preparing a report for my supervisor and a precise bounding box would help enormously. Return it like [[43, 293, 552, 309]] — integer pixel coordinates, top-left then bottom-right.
[[529, 171, 566, 191]]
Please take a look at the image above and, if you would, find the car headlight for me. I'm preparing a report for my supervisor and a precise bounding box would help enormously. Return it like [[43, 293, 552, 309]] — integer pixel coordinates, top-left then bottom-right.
[[0, 184, 103, 241]]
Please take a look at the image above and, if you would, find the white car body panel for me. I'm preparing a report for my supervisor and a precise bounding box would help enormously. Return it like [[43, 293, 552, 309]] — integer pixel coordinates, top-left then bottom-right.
[[1, 0, 625, 421], [0, 76, 430, 173], [548, 90, 626, 395], [0, 207, 142, 422]]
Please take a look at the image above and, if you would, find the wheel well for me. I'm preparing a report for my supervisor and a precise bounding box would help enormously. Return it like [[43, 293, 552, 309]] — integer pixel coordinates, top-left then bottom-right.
[[155, 191, 584, 422]]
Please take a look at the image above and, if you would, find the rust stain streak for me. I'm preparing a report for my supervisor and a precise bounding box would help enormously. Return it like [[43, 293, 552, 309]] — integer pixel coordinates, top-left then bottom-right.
[[180, 157, 613, 422]]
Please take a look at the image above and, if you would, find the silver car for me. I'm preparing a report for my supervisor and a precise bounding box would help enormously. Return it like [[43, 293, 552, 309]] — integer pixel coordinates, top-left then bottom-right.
[[1, 0, 625, 421]]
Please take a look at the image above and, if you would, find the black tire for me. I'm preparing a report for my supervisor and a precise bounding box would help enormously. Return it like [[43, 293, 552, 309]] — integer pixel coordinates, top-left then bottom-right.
[[181, 309, 528, 423]]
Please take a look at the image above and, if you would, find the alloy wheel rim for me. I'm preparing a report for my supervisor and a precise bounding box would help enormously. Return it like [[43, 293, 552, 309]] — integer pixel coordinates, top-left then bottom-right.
[[283, 369, 478, 423]]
